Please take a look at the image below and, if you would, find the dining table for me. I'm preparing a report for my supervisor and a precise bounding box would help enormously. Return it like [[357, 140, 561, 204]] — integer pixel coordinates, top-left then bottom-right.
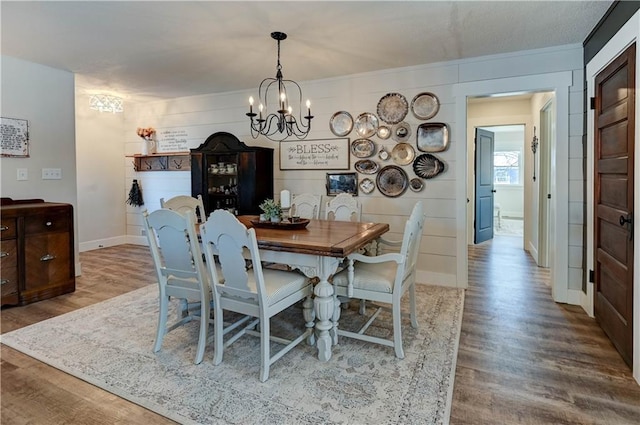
[[236, 215, 389, 362]]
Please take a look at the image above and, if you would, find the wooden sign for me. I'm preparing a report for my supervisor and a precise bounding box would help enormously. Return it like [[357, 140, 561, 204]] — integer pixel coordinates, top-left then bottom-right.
[[279, 138, 350, 170], [1, 117, 29, 157], [156, 128, 191, 152]]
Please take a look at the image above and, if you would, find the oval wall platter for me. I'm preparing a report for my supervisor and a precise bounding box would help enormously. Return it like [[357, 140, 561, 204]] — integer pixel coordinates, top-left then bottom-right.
[[376, 165, 409, 198], [377, 92, 408, 125], [351, 138, 376, 158], [411, 92, 440, 120], [354, 112, 379, 138], [329, 111, 354, 137], [354, 159, 379, 174]]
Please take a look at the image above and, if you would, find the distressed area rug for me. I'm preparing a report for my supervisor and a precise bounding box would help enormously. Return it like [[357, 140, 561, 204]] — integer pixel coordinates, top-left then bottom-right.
[[1, 283, 464, 425]]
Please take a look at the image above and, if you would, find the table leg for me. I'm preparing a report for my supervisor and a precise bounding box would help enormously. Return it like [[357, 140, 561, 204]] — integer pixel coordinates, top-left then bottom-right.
[[302, 295, 315, 346], [313, 256, 340, 362]]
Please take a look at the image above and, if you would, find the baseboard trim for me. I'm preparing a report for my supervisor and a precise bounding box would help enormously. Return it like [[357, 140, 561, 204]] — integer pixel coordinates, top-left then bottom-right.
[[80, 236, 128, 252]]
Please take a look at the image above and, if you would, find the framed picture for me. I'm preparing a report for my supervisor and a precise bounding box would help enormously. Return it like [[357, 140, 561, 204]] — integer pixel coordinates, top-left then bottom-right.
[[280, 138, 350, 170], [326, 172, 358, 196], [1, 117, 29, 157]]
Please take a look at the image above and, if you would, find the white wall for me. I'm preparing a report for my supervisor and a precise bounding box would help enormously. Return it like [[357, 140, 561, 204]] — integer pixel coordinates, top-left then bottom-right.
[[75, 76, 128, 251], [0, 55, 79, 268], [106, 44, 585, 291]]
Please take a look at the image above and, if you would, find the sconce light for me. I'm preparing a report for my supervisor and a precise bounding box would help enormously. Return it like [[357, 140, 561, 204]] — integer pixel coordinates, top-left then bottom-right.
[[531, 126, 539, 182], [89, 94, 124, 113]]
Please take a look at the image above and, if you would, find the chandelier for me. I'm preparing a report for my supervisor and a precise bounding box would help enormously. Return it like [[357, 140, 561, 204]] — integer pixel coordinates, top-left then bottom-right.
[[246, 32, 313, 141]]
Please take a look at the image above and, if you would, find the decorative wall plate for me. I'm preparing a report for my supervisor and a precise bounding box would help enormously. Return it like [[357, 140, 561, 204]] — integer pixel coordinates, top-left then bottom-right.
[[359, 178, 375, 194], [377, 92, 409, 125], [351, 138, 376, 158], [392, 121, 411, 143], [417, 122, 449, 152], [413, 153, 445, 179], [355, 159, 379, 174], [329, 111, 354, 137], [378, 146, 390, 161], [409, 178, 424, 192], [411, 92, 440, 120], [391, 142, 415, 166], [377, 125, 391, 139], [354, 112, 379, 138], [376, 165, 409, 198]]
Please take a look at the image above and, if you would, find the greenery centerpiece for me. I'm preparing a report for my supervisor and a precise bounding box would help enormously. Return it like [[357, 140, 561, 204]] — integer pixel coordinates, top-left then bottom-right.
[[259, 198, 282, 222]]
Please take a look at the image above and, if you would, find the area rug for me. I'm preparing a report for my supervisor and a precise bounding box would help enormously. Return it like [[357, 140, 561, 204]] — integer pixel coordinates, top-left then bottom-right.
[[1, 283, 464, 425]]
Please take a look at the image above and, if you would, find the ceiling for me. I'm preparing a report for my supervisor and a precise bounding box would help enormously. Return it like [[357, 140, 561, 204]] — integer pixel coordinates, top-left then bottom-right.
[[1, 1, 613, 102]]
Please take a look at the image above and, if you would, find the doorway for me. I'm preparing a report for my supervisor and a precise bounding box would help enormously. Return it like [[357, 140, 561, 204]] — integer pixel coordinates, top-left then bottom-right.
[[480, 124, 526, 240]]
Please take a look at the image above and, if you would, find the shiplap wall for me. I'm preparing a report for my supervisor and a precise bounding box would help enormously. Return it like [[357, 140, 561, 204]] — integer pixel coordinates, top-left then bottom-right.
[[119, 44, 585, 289]]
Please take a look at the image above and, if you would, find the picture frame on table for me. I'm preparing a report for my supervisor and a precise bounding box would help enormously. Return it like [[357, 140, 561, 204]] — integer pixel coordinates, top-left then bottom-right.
[[326, 172, 358, 196]]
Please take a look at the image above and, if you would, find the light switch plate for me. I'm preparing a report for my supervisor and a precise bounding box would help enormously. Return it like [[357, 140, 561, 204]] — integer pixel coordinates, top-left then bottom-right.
[[17, 168, 28, 181], [42, 168, 62, 180]]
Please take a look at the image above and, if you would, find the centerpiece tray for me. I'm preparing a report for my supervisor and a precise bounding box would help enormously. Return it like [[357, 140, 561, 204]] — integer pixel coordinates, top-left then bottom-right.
[[250, 218, 310, 230]]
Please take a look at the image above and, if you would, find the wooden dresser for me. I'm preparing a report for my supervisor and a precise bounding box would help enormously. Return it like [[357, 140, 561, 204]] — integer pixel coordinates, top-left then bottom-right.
[[1, 199, 75, 306]]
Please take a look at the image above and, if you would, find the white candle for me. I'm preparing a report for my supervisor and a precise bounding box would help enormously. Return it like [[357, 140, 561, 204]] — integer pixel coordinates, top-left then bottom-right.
[[280, 189, 291, 209]]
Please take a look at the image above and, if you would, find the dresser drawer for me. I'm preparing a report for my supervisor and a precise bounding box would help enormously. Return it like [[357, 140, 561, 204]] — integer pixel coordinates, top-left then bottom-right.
[[1, 239, 17, 268], [25, 233, 72, 291], [25, 212, 70, 234], [1, 267, 18, 297], [1, 218, 17, 240]]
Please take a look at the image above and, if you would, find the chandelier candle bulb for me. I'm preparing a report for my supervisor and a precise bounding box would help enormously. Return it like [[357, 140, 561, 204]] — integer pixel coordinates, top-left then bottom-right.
[[249, 96, 254, 114], [280, 190, 291, 210], [306, 100, 311, 116]]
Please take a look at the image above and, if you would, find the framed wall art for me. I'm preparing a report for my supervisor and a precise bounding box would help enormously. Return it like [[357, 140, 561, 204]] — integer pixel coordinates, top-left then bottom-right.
[[326, 172, 358, 196], [280, 138, 350, 170], [1, 117, 29, 157]]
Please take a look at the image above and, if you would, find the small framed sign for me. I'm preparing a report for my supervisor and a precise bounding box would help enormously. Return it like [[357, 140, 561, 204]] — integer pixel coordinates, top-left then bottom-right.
[[326, 172, 358, 196], [1, 117, 29, 157], [280, 138, 350, 170]]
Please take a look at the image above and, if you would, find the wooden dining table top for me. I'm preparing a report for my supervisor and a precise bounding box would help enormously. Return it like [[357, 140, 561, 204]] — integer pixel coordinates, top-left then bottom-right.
[[235, 215, 389, 258]]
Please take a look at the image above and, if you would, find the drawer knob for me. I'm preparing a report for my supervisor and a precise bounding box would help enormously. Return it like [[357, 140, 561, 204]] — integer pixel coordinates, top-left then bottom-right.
[[46, 221, 53, 226], [0, 225, 8, 231], [40, 253, 56, 262], [0, 251, 8, 258], [0, 279, 8, 286]]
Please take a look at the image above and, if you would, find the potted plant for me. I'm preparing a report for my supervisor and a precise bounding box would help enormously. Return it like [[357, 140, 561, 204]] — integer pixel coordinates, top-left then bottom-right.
[[259, 198, 282, 222]]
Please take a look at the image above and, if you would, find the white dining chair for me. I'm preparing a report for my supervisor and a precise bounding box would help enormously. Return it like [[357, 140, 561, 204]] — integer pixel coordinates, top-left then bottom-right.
[[143, 208, 212, 364], [200, 209, 314, 382], [160, 194, 206, 223], [331, 201, 426, 358], [324, 193, 361, 222], [291, 193, 321, 219]]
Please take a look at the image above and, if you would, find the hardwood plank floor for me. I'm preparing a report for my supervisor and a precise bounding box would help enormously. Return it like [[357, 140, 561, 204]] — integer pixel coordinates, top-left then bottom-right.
[[450, 236, 640, 424], [1, 239, 639, 424]]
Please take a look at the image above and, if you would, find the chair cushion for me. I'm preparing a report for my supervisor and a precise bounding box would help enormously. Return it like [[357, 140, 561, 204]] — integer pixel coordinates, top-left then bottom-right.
[[248, 269, 310, 305], [332, 261, 397, 294]]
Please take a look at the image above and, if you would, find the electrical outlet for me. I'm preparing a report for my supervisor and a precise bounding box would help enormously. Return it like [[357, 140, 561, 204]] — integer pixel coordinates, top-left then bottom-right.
[[17, 168, 28, 181], [42, 168, 62, 180]]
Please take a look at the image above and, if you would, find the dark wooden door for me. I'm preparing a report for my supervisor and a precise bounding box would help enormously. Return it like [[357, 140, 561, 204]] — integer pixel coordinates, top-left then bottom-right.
[[475, 128, 495, 244], [594, 43, 635, 367]]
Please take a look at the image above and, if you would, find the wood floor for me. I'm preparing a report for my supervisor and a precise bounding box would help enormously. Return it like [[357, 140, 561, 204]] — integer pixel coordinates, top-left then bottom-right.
[[1, 238, 639, 424], [451, 236, 640, 424]]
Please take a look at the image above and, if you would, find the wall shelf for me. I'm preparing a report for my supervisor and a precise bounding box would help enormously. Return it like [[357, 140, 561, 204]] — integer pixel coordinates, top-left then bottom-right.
[[127, 152, 191, 172]]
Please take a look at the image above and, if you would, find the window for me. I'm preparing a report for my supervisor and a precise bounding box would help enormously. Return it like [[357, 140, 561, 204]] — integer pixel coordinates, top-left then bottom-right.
[[494, 150, 521, 185]]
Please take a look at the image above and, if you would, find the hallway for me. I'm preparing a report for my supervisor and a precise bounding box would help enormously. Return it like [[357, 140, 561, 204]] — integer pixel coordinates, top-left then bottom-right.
[[450, 236, 640, 424]]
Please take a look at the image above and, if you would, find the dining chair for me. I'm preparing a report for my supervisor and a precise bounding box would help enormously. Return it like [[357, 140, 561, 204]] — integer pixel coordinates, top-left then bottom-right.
[[200, 209, 314, 382], [331, 200, 425, 359], [324, 193, 361, 222], [143, 208, 212, 364], [160, 194, 206, 223], [290, 193, 321, 219]]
